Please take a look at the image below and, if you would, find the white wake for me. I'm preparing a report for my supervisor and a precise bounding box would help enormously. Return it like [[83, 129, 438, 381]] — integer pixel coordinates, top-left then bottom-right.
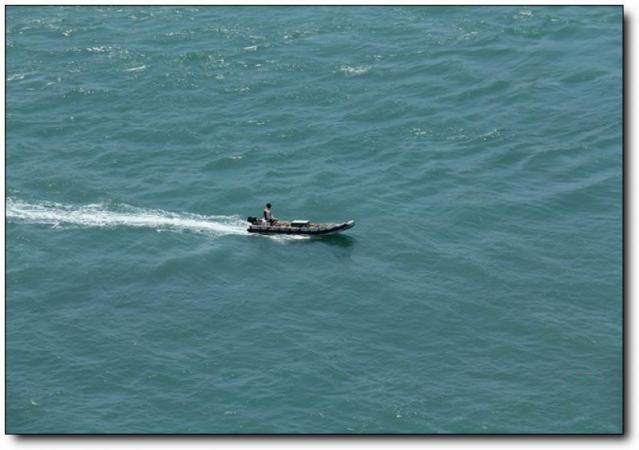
[[6, 198, 250, 237]]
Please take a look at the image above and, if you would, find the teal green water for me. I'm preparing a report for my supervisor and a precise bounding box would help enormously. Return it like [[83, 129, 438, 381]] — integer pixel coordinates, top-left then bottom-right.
[[6, 6, 622, 434]]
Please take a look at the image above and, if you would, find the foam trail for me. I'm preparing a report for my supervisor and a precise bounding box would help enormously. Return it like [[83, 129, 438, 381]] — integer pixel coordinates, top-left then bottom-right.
[[6, 198, 249, 237]]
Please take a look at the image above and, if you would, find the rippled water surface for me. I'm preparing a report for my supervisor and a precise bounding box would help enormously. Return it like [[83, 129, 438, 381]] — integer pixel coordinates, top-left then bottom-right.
[[6, 6, 622, 433]]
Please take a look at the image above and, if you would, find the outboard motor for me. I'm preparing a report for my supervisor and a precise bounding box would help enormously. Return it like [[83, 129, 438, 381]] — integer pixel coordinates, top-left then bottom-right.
[[247, 216, 258, 225]]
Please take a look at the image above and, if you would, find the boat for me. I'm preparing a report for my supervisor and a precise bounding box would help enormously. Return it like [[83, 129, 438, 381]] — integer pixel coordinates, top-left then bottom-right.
[[246, 217, 355, 235]]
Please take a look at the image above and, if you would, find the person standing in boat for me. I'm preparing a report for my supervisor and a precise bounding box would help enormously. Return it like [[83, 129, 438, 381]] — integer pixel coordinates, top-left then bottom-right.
[[263, 203, 277, 225]]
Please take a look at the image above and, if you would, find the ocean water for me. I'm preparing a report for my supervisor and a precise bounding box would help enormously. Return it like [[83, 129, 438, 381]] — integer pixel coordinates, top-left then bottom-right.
[[5, 6, 622, 434]]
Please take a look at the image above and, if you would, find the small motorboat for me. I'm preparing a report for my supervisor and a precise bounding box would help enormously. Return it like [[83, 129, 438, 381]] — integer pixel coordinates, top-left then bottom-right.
[[246, 217, 355, 235]]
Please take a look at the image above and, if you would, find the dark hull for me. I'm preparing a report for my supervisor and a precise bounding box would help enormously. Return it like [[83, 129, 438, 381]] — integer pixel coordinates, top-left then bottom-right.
[[247, 220, 354, 235]]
